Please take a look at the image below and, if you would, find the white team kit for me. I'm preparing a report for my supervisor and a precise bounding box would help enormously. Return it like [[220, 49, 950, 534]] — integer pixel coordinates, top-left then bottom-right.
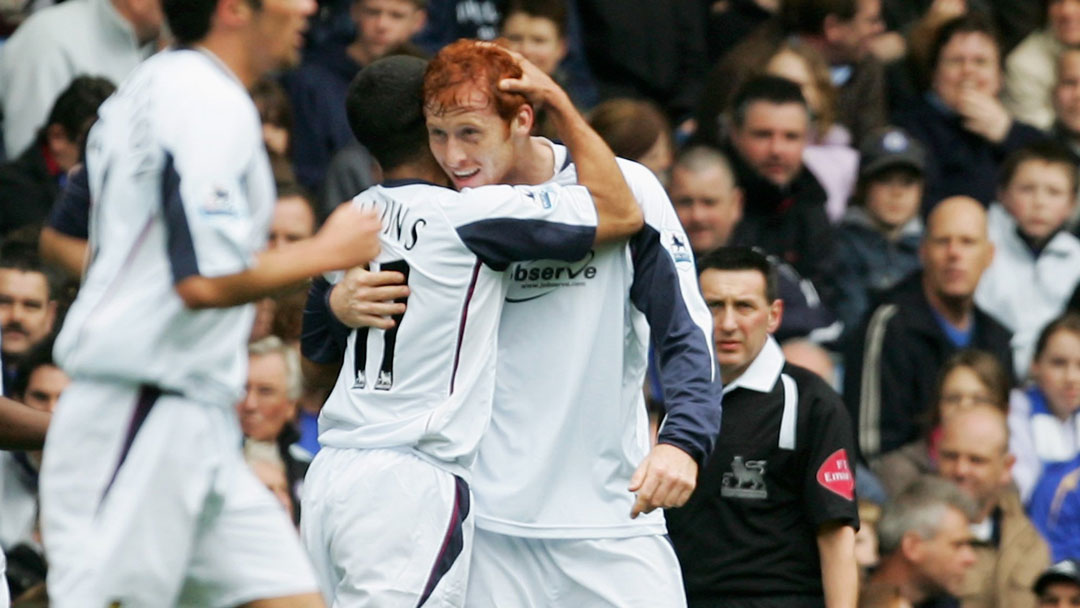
[[39, 49, 317, 606], [300, 178, 600, 605], [466, 143, 721, 606]]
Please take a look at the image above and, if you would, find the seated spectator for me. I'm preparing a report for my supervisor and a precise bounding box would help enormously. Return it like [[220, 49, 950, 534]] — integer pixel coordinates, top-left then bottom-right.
[[845, 196, 1013, 460], [1050, 48, 1080, 174], [0, 243, 60, 387], [237, 337, 311, 523], [696, 0, 887, 148], [588, 98, 674, 184], [0, 0, 161, 159], [667, 144, 840, 343], [281, 0, 427, 191], [0, 338, 66, 552], [706, 0, 777, 65], [1009, 314, 1080, 504], [244, 445, 295, 520], [871, 349, 1011, 498], [1029, 457, 1080, 562], [861, 477, 978, 608], [763, 39, 859, 221], [500, 0, 597, 139], [892, 13, 1046, 210], [855, 499, 882, 582], [251, 76, 293, 160], [1032, 559, 1080, 607], [1004, 0, 1080, 130], [723, 75, 838, 306], [978, 142, 1080, 377], [782, 337, 838, 388], [937, 404, 1050, 607], [0, 76, 114, 237], [834, 127, 926, 338]]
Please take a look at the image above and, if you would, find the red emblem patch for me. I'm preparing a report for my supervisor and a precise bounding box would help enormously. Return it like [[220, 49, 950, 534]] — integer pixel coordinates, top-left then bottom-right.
[[816, 449, 854, 500]]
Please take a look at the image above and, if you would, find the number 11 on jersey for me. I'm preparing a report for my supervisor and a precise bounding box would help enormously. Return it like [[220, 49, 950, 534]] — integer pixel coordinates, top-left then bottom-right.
[[352, 260, 411, 391]]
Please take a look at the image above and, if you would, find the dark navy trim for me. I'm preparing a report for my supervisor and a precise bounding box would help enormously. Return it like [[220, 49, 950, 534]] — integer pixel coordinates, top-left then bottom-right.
[[560, 150, 574, 172], [48, 162, 91, 238], [301, 276, 351, 365], [98, 385, 166, 511], [449, 261, 482, 394], [629, 225, 722, 466], [456, 218, 594, 271], [161, 152, 200, 283], [417, 476, 470, 607], [382, 178, 446, 189]]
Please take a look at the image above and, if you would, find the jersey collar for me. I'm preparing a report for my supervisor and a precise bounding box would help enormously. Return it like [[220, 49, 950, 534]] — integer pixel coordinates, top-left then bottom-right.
[[722, 336, 784, 395]]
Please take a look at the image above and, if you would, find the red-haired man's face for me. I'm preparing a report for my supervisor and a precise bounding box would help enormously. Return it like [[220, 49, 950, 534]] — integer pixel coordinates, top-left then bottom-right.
[[425, 83, 527, 190]]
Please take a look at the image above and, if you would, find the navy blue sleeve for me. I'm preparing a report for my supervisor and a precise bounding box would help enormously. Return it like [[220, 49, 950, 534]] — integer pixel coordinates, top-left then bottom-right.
[[629, 225, 722, 466], [301, 276, 351, 365], [160, 152, 200, 283], [456, 218, 595, 271], [48, 164, 91, 238]]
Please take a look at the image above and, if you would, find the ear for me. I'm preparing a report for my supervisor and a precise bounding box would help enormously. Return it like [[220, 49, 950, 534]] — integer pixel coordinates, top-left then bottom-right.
[[900, 530, 923, 562], [767, 298, 784, 334], [733, 187, 745, 219], [511, 103, 535, 136], [555, 37, 569, 66], [1002, 452, 1016, 484], [217, 0, 255, 28], [44, 300, 57, 333], [821, 14, 846, 45], [410, 9, 427, 35]]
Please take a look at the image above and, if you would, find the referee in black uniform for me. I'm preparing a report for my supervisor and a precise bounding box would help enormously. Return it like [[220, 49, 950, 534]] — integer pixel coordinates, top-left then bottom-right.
[[667, 247, 859, 608]]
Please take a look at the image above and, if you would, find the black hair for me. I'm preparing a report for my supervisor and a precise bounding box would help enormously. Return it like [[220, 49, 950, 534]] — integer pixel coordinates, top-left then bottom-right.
[[0, 241, 59, 302], [499, 0, 568, 38], [1033, 313, 1080, 362], [697, 246, 779, 302], [779, 0, 858, 36], [997, 140, 1078, 193], [929, 12, 1002, 75], [346, 55, 430, 171], [43, 76, 115, 143], [10, 337, 56, 400], [730, 75, 808, 130], [164, 0, 263, 45]]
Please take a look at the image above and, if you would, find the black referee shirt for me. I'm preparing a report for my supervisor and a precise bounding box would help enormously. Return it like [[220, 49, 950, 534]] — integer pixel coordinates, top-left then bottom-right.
[[667, 338, 859, 602]]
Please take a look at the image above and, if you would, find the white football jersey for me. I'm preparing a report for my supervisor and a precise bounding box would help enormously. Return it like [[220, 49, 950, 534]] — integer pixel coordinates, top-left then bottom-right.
[[54, 49, 273, 407], [313, 179, 599, 477], [471, 143, 722, 538]]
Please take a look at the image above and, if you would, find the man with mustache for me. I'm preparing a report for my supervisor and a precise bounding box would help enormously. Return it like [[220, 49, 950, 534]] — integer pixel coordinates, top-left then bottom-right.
[[0, 245, 58, 391]]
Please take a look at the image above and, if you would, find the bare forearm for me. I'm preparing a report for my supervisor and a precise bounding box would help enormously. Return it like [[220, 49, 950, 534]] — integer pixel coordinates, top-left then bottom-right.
[[818, 523, 858, 608], [39, 227, 88, 278], [544, 93, 642, 242], [0, 399, 50, 450]]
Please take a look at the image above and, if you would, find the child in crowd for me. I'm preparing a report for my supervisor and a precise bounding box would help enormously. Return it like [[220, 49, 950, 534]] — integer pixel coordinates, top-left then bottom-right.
[[834, 127, 926, 337], [870, 349, 1011, 498], [976, 141, 1080, 379], [1009, 314, 1080, 504]]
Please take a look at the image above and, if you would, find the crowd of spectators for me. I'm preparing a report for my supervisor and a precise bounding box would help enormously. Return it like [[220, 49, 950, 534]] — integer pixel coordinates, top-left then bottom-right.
[[2, 0, 1080, 605]]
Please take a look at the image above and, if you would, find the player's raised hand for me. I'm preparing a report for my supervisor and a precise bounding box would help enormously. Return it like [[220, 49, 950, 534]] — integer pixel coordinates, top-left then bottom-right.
[[330, 267, 409, 330], [316, 203, 382, 269], [628, 443, 699, 518], [496, 48, 571, 111]]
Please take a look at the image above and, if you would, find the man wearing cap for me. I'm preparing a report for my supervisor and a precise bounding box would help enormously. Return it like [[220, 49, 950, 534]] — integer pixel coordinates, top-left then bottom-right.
[[834, 127, 926, 339], [1034, 560, 1080, 607]]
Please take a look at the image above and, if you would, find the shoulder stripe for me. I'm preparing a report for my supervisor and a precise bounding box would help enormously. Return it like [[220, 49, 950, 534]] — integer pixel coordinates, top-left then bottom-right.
[[858, 304, 899, 458], [779, 373, 798, 450]]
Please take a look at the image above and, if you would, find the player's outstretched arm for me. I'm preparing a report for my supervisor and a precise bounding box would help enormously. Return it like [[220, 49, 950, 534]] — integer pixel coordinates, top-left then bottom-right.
[[176, 205, 381, 309], [0, 397, 50, 451], [497, 53, 642, 244]]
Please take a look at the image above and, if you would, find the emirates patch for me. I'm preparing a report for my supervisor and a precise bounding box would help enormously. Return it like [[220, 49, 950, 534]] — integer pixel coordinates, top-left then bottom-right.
[[816, 449, 854, 500]]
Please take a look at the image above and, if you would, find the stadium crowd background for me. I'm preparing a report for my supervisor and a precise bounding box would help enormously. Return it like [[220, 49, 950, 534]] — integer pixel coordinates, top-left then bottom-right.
[[1, 0, 1080, 606]]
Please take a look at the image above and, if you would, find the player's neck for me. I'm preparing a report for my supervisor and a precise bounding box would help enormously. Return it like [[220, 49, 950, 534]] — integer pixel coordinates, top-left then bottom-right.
[[199, 36, 259, 89], [503, 136, 556, 186], [383, 157, 451, 188]]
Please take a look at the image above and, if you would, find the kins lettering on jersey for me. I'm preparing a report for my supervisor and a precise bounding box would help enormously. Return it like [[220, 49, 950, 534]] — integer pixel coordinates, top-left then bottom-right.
[[355, 193, 427, 251]]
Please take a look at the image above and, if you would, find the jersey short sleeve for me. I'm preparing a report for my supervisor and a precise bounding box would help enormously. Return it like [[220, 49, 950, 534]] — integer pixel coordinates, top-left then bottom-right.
[[447, 183, 597, 270], [156, 81, 268, 282], [48, 163, 91, 238], [799, 370, 860, 530]]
